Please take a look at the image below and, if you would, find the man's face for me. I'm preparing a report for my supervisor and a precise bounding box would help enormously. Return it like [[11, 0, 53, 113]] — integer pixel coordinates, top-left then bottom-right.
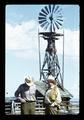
[[48, 81, 54, 87]]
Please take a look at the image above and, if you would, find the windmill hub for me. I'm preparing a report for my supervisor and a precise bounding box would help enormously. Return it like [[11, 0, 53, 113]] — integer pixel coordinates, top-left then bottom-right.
[[49, 14, 53, 21]]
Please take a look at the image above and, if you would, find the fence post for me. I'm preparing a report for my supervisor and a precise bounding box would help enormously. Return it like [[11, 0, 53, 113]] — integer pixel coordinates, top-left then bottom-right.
[[11, 100, 15, 114]]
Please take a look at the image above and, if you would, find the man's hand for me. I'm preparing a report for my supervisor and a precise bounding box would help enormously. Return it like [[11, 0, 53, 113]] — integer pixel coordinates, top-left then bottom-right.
[[18, 97, 26, 103]]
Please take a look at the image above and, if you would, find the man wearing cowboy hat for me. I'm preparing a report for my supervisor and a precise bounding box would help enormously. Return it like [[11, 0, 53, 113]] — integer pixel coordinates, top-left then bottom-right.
[[44, 75, 62, 114], [15, 75, 37, 115]]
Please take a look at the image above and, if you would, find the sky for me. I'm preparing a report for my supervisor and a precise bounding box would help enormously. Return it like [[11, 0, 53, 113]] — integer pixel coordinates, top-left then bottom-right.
[[5, 4, 80, 100]]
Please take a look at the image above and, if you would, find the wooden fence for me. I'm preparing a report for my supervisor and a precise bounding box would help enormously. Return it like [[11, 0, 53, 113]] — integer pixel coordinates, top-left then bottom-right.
[[5, 97, 79, 115]]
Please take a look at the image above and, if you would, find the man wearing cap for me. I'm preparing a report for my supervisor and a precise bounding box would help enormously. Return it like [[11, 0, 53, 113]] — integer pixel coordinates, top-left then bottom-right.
[[15, 75, 37, 115], [44, 75, 62, 114]]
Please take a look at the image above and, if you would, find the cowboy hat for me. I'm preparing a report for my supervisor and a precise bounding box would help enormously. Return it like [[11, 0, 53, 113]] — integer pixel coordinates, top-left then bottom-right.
[[25, 75, 34, 86]]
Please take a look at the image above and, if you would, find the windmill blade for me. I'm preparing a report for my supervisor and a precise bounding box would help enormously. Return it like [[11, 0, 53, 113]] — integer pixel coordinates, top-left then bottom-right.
[[40, 21, 48, 28], [44, 22, 49, 29], [38, 16, 46, 20], [54, 5, 59, 13], [52, 23, 55, 32], [56, 20, 62, 26], [59, 13, 62, 16], [54, 21, 60, 29], [39, 19, 47, 24], [41, 8, 48, 15], [57, 18, 63, 22], [56, 8, 62, 14], [44, 6, 49, 14], [52, 5, 55, 13], [39, 12, 46, 17], [49, 5, 51, 13], [56, 15, 63, 18]]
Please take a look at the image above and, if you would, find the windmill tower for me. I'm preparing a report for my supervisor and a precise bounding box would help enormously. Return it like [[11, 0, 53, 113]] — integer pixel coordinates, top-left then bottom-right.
[[38, 5, 64, 88]]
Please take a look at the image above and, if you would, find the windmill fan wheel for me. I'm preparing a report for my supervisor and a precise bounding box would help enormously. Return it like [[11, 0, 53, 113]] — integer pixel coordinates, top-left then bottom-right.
[[38, 5, 63, 32]]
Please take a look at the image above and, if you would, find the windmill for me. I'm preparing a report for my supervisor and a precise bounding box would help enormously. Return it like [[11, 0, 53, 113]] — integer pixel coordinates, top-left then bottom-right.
[[35, 5, 73, 110], [38, 5, 64, 89]]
